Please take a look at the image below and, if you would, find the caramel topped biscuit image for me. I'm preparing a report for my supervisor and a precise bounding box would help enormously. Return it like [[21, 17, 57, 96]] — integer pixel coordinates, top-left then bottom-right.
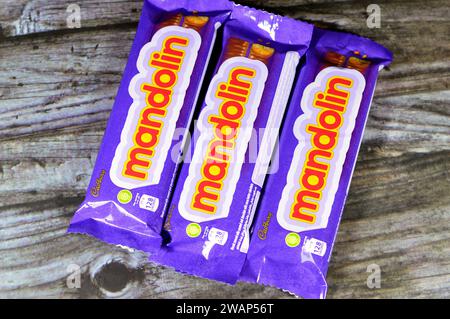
[[249, 43, 275, 65], [323, 51, 346, 67], [223, 39, 274, 65], [156, 14, 209, 33], [156, 13, 183, 30], [183, 16, 209, 32], [224, 37, 250, 60], [322, 51, 371, 74], [347, 56, 371, 73]]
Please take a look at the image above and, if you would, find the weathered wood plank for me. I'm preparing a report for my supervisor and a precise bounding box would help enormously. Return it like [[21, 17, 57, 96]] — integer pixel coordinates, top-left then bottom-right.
[[1, 123, 448, 298], [0, 0, 142, 38], [1, 183, 449, 299], [2, 0, 448, 38], [2, 123, 449, 215], [0, 27, 128, 139], [2, 0, 450, 94], [0, 176, 448, 298], [1, 27, 448, 151]]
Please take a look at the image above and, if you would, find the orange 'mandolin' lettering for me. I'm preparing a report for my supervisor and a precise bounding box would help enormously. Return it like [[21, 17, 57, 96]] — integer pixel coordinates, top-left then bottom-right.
[[191, 67, 256, 214], [123, 36, 189, 180], [290, 76, 353, 224]]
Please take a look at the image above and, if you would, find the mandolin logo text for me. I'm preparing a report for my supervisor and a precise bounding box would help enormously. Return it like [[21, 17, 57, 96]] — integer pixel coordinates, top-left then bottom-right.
[[110, 26, 201, 189], [179, 57, 268, 223], [277, 67, 366, 233]]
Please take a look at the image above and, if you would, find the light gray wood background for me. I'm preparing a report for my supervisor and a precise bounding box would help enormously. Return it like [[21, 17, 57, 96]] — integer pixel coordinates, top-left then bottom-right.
[[0, 0, 449, 299]]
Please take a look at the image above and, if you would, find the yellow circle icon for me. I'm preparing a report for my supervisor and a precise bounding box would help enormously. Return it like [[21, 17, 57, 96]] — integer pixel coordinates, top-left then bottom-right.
[[117, 190, 132, 204], [285, 232, 301, 248], [186, 223, 202, 238]]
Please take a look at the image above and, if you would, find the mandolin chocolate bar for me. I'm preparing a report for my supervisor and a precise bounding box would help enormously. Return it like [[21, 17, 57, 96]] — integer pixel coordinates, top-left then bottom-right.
[[240, 28, 393, 298], [152, 4, 313, 284], [68, 0, 232, 252]]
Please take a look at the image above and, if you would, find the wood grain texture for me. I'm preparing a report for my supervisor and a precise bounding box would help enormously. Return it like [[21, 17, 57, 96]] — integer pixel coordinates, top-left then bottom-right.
[[0, 0, 449, 299]]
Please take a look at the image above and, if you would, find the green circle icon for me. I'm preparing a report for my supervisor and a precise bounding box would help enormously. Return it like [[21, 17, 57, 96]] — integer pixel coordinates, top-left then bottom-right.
[[117, 189, 132, 204], [186, 223, 202, 238], [285, 232, 301, 247]]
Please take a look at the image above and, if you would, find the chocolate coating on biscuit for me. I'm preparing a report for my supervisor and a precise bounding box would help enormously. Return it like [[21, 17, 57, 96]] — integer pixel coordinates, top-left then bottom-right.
[[156, 13, 183, 30], [323, 52, 346, 68], [224, 38, 250, 60], [183, 16, 209, 33], [347, 56, 371, 73], [155, 14, 209, 33], [249, 44, 275, 66], [322, 51, 371, 74]]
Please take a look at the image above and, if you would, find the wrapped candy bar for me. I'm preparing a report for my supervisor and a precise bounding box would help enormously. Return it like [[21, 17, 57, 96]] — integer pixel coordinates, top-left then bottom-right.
[[68, 0, 232, 252], [153, 4, 313, 284], [241, 28, 393, 298]]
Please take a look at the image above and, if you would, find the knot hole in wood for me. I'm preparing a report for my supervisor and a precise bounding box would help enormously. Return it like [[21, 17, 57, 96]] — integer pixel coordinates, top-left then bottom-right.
[[91, 260, 144, 297]]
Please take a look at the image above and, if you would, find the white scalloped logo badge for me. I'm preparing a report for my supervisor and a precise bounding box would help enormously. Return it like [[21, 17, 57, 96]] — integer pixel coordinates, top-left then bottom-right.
[[110, 26, 201, 189], [277, 67, 366, 233], [179, 57, 268, 223]]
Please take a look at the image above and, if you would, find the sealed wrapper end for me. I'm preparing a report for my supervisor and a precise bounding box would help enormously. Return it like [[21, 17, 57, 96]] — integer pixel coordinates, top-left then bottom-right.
[[67, 0, 232, 253], [152, 5, 313, 284], [241, 28, 393, 298]]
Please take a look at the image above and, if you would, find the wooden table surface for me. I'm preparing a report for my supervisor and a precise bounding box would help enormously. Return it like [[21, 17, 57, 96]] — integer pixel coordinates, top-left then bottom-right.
[[0, 0, 449, 299]]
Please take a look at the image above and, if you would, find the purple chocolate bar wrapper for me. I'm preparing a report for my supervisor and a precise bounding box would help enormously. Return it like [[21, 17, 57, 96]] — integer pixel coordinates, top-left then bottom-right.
[[68, 0, 232, 252], [152, 4, 313, 284], [240, 28, 393, 298]]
